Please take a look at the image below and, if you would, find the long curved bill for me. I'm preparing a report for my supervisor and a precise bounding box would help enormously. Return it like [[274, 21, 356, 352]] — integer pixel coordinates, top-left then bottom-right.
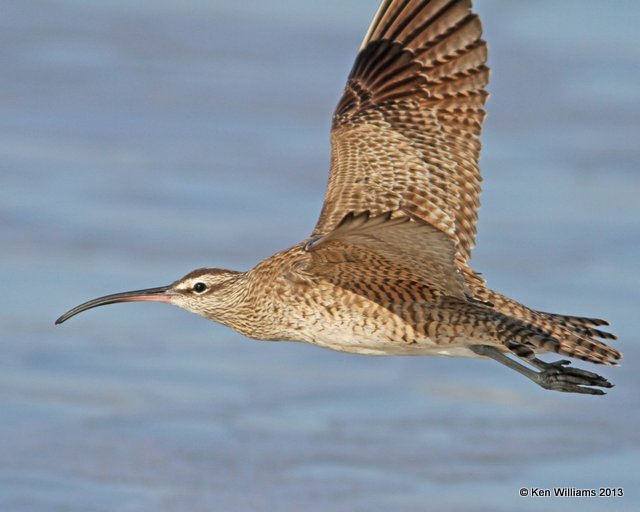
[[55, 286, 171, 325]]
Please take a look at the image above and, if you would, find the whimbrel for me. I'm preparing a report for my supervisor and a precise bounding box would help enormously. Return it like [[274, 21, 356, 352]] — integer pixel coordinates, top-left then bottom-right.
[[56, 0, 621, 394]]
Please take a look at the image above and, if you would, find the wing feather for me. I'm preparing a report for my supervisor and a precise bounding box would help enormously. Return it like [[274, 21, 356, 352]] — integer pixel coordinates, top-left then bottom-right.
[[313, 0, 488, 264], [305, 211, 467, 298]]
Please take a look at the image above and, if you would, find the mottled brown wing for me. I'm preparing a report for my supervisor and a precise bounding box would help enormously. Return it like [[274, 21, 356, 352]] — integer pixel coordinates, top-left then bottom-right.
[[305, 211, 467, 298], [313, 0, 489, 264]]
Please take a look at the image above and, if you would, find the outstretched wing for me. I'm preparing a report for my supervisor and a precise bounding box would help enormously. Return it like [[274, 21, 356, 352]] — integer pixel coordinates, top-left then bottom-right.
[[313, 0, 489, 264]]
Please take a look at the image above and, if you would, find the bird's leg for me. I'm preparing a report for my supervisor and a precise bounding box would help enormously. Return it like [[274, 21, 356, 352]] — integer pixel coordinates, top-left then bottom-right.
[[469, 345, 613, 395]]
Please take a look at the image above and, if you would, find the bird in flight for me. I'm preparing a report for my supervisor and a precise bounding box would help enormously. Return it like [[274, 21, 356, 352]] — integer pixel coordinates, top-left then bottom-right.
[[56, 0, 621, 394]]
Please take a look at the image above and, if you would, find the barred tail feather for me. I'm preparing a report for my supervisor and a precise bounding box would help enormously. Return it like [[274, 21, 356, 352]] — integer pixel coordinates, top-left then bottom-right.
[[473, 286, 621, 365], [538, 312, 617, 341]]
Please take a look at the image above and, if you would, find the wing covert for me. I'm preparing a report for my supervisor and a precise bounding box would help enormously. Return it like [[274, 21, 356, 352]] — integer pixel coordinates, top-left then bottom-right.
[[305, 211, 467, 298]]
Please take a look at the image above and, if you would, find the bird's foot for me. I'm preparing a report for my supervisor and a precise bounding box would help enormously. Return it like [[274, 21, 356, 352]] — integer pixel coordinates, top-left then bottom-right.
[[469, 345, 614, 395], [531, 359, 613, 395]]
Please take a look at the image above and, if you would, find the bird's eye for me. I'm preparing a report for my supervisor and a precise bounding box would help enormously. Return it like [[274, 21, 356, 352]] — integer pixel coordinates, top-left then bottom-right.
[[193, 282, 207, 293]]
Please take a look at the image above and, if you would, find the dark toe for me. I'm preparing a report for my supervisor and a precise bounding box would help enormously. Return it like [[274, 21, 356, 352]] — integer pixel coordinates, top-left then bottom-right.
[[538, 369, 611, 394]]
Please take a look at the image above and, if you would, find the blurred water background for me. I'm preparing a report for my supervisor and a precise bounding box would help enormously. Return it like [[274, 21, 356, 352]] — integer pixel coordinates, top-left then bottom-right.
[[1, 1, 639, 511]]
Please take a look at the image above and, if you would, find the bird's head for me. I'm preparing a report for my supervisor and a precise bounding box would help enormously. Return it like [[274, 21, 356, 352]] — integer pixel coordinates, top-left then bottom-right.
[[55, 268, 246, 325]]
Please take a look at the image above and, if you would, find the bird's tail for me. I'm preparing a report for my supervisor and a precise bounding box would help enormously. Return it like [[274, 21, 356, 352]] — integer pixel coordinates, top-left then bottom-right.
[[487, 290, 620, 364], [460, 265, 621, 365]]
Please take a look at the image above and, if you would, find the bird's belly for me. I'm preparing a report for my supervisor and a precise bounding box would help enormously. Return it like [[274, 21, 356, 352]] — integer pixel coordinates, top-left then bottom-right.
[[308, 330, 479, 357], [285, 300, 478, 357]]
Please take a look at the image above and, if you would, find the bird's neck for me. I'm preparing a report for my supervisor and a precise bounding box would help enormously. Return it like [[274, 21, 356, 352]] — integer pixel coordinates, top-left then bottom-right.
[[199, 271, 253, 332], [218, 264, 283, 340]]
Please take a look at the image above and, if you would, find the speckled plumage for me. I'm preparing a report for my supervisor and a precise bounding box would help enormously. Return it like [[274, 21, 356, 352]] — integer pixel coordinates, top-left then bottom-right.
[[57, 0, 621, 394]]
